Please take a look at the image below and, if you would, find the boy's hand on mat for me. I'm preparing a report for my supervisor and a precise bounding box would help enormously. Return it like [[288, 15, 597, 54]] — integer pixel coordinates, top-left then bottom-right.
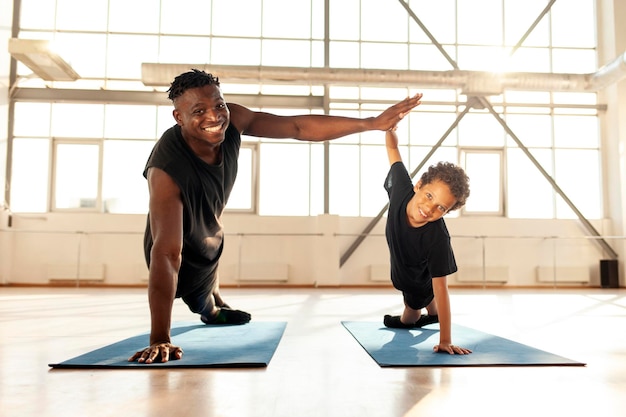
[[433, 343, 472, 355], [128, 342, 184, 364]]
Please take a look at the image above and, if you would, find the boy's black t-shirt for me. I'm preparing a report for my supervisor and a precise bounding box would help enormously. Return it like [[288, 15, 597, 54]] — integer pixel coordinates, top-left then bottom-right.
[[142, 123, 241, 293], [384, 161, 457, 294]]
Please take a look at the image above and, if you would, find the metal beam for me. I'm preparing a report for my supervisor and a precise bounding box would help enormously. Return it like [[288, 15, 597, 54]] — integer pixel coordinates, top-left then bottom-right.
[[508, 0, 557, 57], [477, 96, 618, 259], [397, 0, 459, 70], [339, 99, 475, 267]]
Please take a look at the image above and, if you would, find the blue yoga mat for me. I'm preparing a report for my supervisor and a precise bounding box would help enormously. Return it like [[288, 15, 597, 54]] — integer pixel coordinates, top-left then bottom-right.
[[49, 321, 287, 369], [342, 321, 585, 367]]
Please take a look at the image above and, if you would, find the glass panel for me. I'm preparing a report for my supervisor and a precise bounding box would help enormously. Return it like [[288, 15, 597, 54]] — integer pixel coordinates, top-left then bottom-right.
[[226, 146, 254, 211], [108, 0, 160, 33], [329, 144, 359, 216], [457, 0, 503, 45], [20, 0, 56, 30], [505, 114, 552, 148], [54, 143, 99, 210], [211, 38, 262, 66], [554, 116, 599, 148], [309, 143, 324, 216], [505, 47, 551, 72], [56, 0, 108, 31], [212, 0, 262, 37], [360, 145, 389, 217], [409, 44, 457, 71], [262, 40, 312, 67], [551, 0, 596, 48], [330, 0, 360, 40], [51, 104, 105, 138], [409, 111, 458, 146], [14, 103, 51, 137], [106, 35, 159, 79], [408, 0, 456, 44], [361, 43, 408, 70], [504, 0, 550, 47], [329, 41, 360, 68], [54, 33, 108, 79], [361, 0, 408, 42], [158, 36, 211, 64], [555, 149, 601, 219], [457, 46, 508, 71], [104, 105, 158, 139], [552, 49, 597, 73], [458, 113, 505, 147], [259, 143, 311, 215], [462, 151, 502, 214], [160, 0, 213, 35], [263, 0, 312, 38], [507, 148, 554, 218], [10, 139, 50, 213], [102, 140, 152, 214]]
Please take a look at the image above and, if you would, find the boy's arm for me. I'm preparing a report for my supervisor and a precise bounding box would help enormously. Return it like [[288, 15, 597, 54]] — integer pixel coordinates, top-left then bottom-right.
[[385, 128, 402, 165], [432, 276, 472, 355]]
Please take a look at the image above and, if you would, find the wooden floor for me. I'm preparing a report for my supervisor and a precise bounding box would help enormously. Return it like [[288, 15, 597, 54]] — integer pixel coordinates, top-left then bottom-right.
[[1, 285, 625, 417]]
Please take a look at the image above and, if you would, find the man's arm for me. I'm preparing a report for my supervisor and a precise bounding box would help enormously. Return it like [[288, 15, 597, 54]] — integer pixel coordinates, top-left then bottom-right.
[[128, 167, 184, 364], [432, 276, 472, 355], [228, 93, 422, 141]]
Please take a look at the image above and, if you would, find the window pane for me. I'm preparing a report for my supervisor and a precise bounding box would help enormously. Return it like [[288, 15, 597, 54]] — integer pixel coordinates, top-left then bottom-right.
[[259, 143, 311, 215], [212, 0, 262, 37], [158, 36, 211, 64], [462, 152, 502, 214], [330, 0, 360, 40], [104, 105, 158, 139], [54, 143, 99, 210], [108, 0, 160, 33], [551, 0, 596, 48], [263, 0, 312, 38], [51, 104, 104, 138], [409, 44, 457, 71], [361, 0, 408, 42], [262, 40, 312, 67], [102, 140, 152, 214], [106, 35, 159, 79], [507, 148, 554, 218], [56, 0, 108, 31], [360, 145, 389, 217], [329, 41, 360, 68], [14, 103, 51, 137], [211, 38, 261, 66], [552, 49, 597, 74], [505, 114, 552, 148], [160, 0, 213, 35], [555, 149, 601, 219], [504, 0, 550, 47], [226, 146, 254, 211], [458, 113, 504, 147], [361, 43, 408, 70], [330, 144, 359, 216], [554, 116, 599, 148], [408, 0, 456, 44], [457, 0, 502, 45], [409, 111, 458, 146], [10, 139, 49, 213], [55, 33, 108, 79]]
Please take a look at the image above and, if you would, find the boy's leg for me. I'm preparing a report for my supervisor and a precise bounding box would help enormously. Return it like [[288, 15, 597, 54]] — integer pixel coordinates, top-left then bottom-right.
[[414, 298, 439, 327]]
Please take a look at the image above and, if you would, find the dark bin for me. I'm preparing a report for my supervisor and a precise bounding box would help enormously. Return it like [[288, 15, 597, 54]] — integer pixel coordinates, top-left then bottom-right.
[[600, 259, 619, 288]]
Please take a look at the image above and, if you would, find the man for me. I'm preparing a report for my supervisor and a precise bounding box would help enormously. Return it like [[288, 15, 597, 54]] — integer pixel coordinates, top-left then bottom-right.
[[129, 69, 422, 364]]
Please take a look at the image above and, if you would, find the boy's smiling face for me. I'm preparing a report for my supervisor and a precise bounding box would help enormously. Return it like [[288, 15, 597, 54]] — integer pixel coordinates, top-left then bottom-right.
[[406, 179, 458, 227]]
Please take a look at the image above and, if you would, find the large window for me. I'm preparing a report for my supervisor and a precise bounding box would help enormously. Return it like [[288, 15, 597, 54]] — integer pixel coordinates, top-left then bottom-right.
[[9, 0, 602, 220]]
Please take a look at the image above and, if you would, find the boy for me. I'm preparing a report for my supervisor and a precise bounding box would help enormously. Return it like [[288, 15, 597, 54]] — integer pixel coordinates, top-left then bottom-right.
[[383, 121, 471, 355]]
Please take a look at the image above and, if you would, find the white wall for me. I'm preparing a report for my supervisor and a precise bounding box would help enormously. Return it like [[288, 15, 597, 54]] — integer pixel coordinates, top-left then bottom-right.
[[0, 212, 616, 288]]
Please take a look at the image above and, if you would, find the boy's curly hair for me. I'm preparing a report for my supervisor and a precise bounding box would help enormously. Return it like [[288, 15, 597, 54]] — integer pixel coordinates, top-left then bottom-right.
[[419, 161, 470, 211], [167, 69, 220, 101]]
